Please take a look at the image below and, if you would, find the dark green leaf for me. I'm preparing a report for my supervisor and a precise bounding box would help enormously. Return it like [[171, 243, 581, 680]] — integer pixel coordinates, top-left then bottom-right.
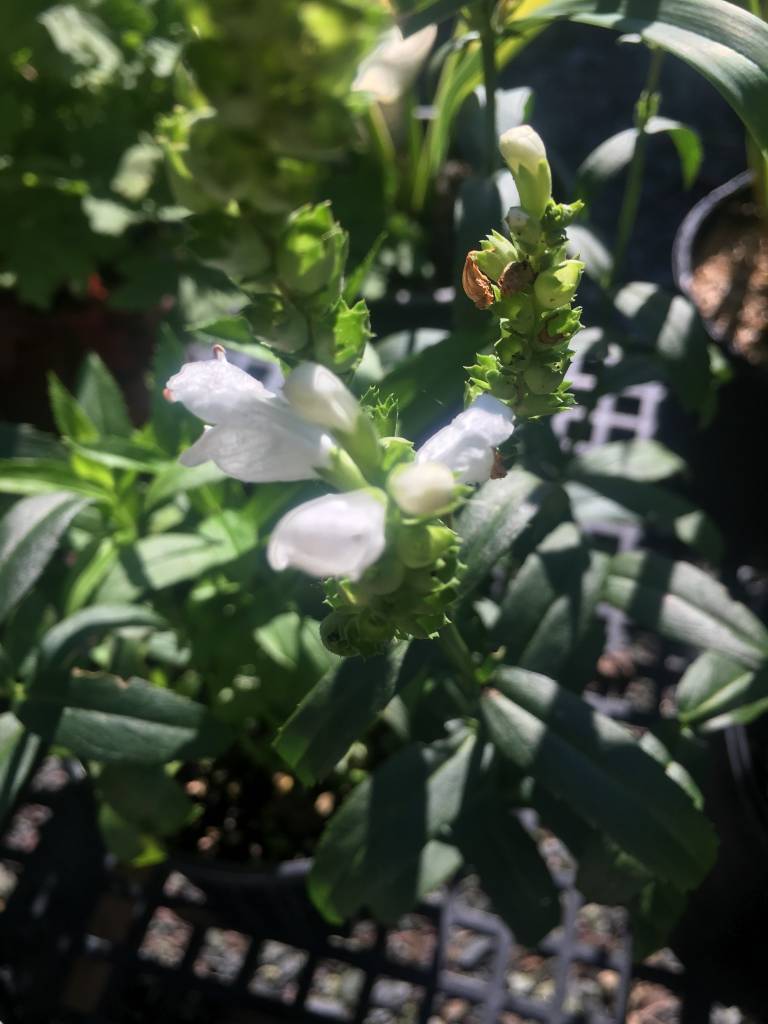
[[0, 713, 41, 828], [566, 477, 723, 562], [677, 651, 768, 731], [568, 440, 684, 482], [97, 763, 196, 836], [577, 118, 702, 200], [482, 667, 717, 889], [275, 643, 411, 785], [457, 468, 569, 599], [614, 282, 714, 423], [521, 0, 768, 155], [18, 672, 234, 764], [0, 492, 88, 624], [603, 551, 768, 667], [309, 735, 476, 923], [36, 605, 164, 680], [491, 522, 609, 683], [452, 796, 560, 944]]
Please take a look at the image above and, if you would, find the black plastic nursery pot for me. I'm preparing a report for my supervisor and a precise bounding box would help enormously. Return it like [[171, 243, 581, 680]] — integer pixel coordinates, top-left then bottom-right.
[[0, 760, 648, 1024], [672, 170, 768, 369]]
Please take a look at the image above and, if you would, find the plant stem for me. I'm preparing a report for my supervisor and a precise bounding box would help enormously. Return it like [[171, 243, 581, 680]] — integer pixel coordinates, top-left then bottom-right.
[[478, 0, 498, 177], [438, 621, 478, 699], [609, 46, 665, 287]]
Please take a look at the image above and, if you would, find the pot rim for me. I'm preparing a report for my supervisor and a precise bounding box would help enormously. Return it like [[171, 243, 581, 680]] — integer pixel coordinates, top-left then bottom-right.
[[671, 170, 754, 344]]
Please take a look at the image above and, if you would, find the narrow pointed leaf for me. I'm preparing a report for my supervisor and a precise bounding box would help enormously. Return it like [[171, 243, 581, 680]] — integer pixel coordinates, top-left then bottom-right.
[[603, 551, 768, 667], [457, 468, 569, 599], [309, 735, 476, 924], [275, 643, 411, 785], [482, 667, 717, 890], [0, 492, 88, 624], [18, 673, 233, 763]]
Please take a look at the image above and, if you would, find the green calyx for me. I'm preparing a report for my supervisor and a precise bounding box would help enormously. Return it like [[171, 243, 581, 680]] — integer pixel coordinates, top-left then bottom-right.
[[462, 195, 585, 418], [321, 523, 463, 656]]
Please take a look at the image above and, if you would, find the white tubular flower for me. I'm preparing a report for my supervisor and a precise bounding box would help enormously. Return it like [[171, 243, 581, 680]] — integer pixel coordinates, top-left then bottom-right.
[[166, 347, 335, 483], [389, 461, 456, 517], [282, 362, 360, 435], [353, 24, 437, 106], [267, 490, 387, 581], [498, 125, 552, 220], [416, 395, 515, 485]]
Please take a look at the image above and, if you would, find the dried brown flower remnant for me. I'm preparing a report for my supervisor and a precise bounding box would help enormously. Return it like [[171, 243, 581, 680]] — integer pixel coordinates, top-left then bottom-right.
[[462, 251, 494, 309], [490, 449, 507, 479], [499, 260, 534, 296]]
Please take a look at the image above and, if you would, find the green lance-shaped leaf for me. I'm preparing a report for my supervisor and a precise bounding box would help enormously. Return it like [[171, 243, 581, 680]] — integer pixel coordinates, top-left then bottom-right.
[[491, 522, 609, 684], [97, 764, 196, 837], [18, 672, 234, 764], [452, 794, 560, 945], [613, 282, 713, 423], [0, 713, 42, 829], [308, 734, 476, 924], [0, 458, 107, 499], [75, 353, 133, 439], [677, 651, 768, 732], [603, 551, 768, 668], [520, 0, 768, 156], [482, 667, 717, 890], [577, 118, 702, 200], [457, 468, 570, 600], [275, 643, 411, 785], [0, 492, 89, 624], [567, 439, 685, 483], [35, 605, 165, 680]]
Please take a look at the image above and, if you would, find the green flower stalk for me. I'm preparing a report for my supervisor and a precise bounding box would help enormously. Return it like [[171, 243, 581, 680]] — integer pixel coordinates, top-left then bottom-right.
[[464, 126, 585, 418]]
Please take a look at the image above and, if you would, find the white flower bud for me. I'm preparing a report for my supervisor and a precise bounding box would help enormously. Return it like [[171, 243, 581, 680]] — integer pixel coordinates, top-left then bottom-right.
[[389, 461, 457, 517], [498, 125, 552, 220], [283, 362, 361, 435], [267, 490, 387, 581]]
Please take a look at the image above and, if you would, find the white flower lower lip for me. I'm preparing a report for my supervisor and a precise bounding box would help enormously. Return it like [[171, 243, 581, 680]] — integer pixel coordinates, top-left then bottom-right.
[[267, 490, 387, 581], [415, 395, 515, 485], [167, 347, 336, 484]]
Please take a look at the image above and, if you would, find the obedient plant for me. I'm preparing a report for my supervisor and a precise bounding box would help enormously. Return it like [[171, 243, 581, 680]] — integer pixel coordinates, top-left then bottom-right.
[[6, 0, 768, 963], [165, 125, 582, 657], [167, 345, 513, 655], [463, 127, 585, 416]]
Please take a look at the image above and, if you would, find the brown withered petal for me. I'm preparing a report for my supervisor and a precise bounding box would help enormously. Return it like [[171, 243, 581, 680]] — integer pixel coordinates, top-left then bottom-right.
[[462, 252, 494, 309], [490, 449, 507, 479], [499, 260, 535, 296]]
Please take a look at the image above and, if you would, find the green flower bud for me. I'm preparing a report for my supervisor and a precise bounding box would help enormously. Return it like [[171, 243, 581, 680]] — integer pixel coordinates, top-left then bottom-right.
[[396, 523, 457, 569], [277, 202, 347, 301], [380, 436, 416, 474], [358, 552, 405, 596], [320, 608, 393, 657], [474, 231, 518, 281], [243, 293, 308, 353], [523, 362, 563, 395], [533, 260, 583, 310], [499, 126, 553, 221], [498, 292, 536, 334]]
